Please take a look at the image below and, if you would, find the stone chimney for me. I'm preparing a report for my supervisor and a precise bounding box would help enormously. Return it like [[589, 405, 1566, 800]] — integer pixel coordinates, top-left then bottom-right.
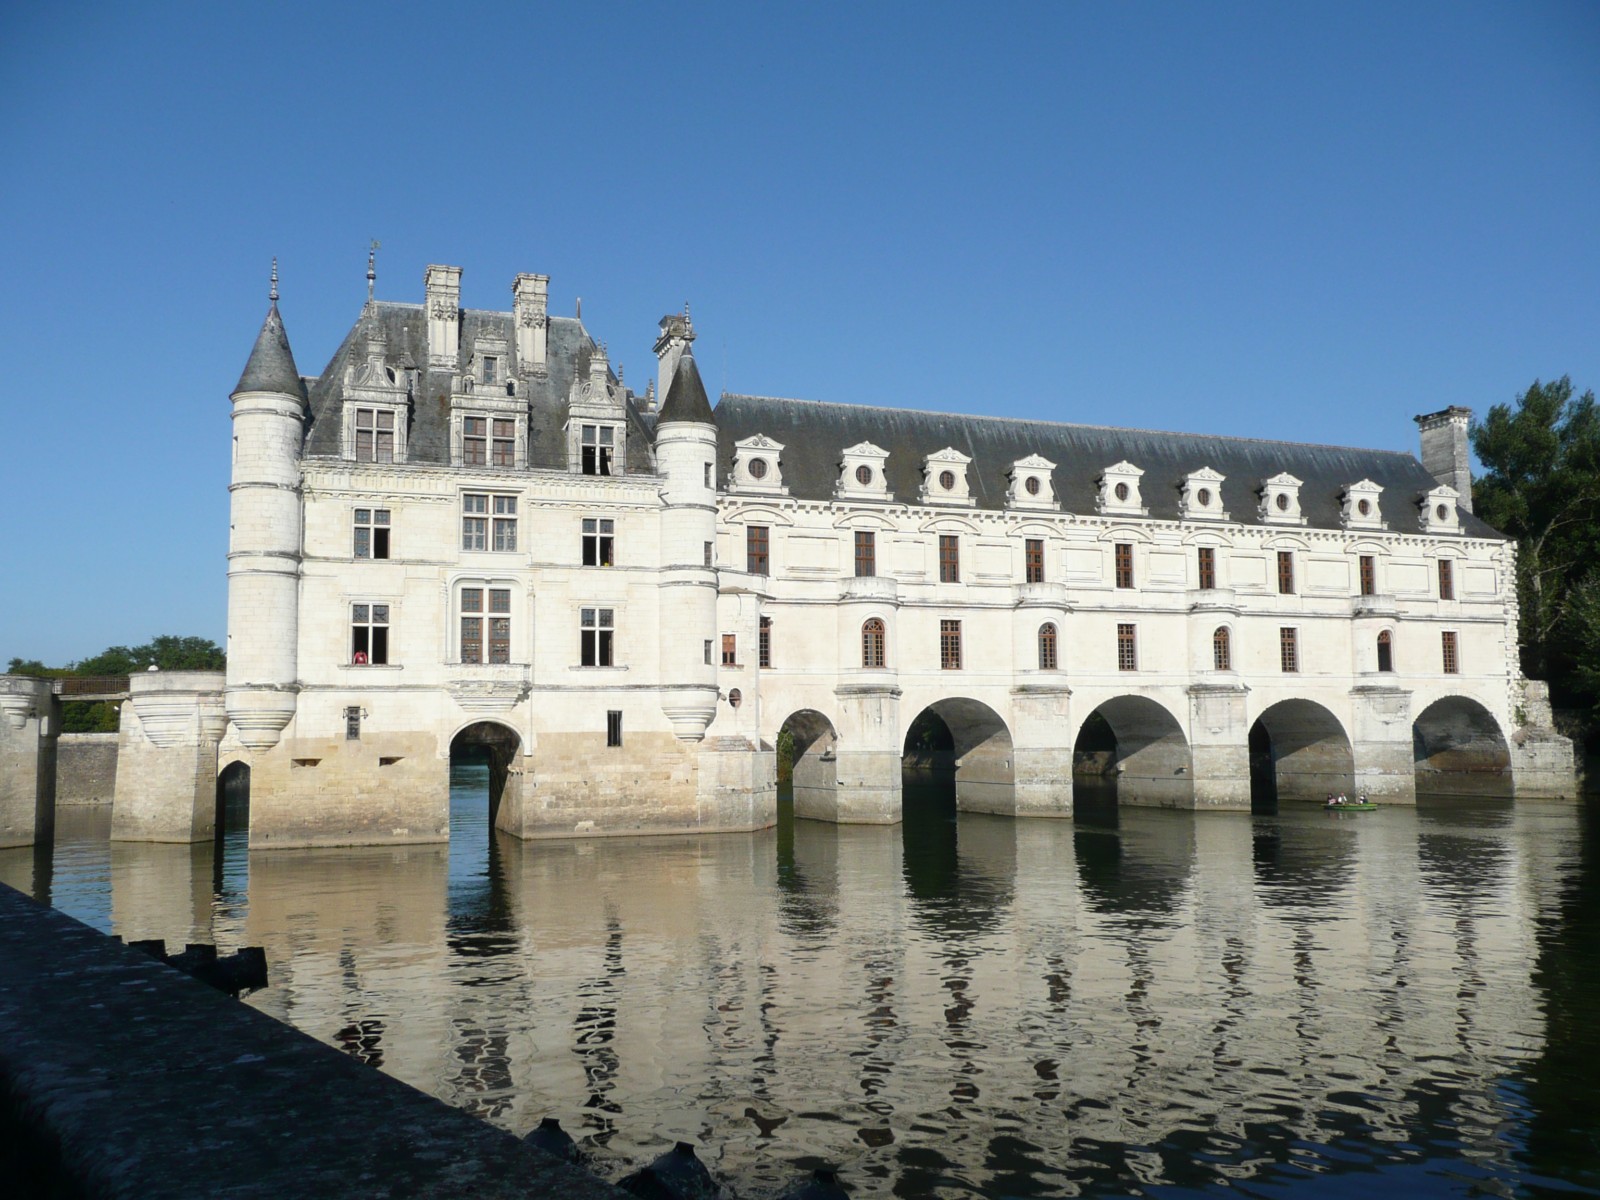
[[424, 264, 461, 368], [512, 272, 549, 375], [654, 307, 695, 405], [1414, 406, 1473, 514]]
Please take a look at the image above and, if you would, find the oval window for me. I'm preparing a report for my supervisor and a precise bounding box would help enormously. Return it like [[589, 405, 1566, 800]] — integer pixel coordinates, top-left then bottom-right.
[[1436, 503, 1449, 521], [940, 470, 956, 491], [855, 464, 873, 486], [1276, 493, 1289, 512], [1358, 498, 1371, 516], [1196, 487, 1211, 507], [1114, 481, 1129, 502], [728, 688, 742, 708], [1024, 475, 1041, 496], [748, 457, 768, 480]]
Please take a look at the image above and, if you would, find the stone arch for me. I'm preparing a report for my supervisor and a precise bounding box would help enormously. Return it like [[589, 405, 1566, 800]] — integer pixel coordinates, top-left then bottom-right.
[[777, 709, 839, 821], [1413, 696, 1512, 799], [214, 759, 250, 840], [1072, 696, 1192, 808], [1249, 699, 1354, 806], [449, 721, 522, 831], [902, 697, 1014, 813]]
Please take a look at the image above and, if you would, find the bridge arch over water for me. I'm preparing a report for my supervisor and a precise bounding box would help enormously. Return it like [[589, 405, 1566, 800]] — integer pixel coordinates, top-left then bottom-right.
[[1413, 695, 1512, 798], [1072, 695, 1193, 808], [776, 708, 840, 821], [1248, 698, 1355, 808], [448, 721, 522, 831], [901, 697, 1015, 815]]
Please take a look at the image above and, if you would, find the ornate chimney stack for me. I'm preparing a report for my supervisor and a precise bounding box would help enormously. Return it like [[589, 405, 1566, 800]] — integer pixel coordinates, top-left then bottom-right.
[[424, 264, 461, 367], [653, 304, 696, 406], [513, 272, 549, 375], [1414, 406, 1474, 514]]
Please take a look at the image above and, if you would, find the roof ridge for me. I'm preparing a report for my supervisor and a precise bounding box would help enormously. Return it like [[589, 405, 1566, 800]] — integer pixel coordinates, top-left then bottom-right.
[[717, 393, 1419, 460]]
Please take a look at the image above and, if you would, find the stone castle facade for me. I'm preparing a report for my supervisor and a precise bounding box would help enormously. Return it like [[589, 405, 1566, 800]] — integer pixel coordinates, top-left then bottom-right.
[[215, 262, 1574, 849]]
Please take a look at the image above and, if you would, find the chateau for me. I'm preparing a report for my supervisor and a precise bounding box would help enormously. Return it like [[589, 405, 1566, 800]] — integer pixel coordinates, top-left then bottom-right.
[[211, 261, 1573, 849]]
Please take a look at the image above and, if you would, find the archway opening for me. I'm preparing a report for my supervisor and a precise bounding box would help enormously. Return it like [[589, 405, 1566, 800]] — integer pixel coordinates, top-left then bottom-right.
[[213, 761, 251, 900], [1413, 696, 1512, 800], [1072, 697, 1192, 808], [902, 698, 1014, 815], [776, 709, 839, 822], [448, 722, 521, 920], [1248, 699, 1354, 809]]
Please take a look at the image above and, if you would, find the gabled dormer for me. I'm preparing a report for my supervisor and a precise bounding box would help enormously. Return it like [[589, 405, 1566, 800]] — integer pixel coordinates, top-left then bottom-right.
[[1178, 467, 1228, 521], [1259, 472, 1305, 526], [920, 448, 974, 506], [1418, 485, 1461, 534], [565, 344, 625, 476], [837, 442, 892, 502], [1006, 455, 1058, 511], [342, 317, 410, 465], [1096, 461, 1147, 516], [731, 434, 788, 495], [1341, 479, 1385, 531]]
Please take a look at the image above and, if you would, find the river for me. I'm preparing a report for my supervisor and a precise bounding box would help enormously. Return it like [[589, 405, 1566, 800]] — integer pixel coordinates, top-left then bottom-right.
[[2, 776, 1597, 1198]]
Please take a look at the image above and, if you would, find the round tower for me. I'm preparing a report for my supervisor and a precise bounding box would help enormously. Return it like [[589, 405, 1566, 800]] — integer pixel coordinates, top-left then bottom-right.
[[654, 343, 720, 740], [225, 263, 306, 749]]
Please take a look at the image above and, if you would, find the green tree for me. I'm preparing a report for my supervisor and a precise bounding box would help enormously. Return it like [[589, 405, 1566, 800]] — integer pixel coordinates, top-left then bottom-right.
[[1471, 377, 1600, 704]]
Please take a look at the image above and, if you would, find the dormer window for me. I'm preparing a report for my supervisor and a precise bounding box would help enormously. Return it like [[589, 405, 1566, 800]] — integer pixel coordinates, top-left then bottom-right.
[[355, 408, 395, 463], [838, 442, 892, 502], [1007, 455, 1058, 510], [731, 434, 788, 495], [920, 448, 973, 506], [1179, 468, 1228, 520], [1259, 473, 1306, 526], [1341, 480, 1385, 530], [482, 356, 498, 385], [1097, 462, 1147, 516], [581, 424, 616, 475], [1418, 485, 1461, 534]]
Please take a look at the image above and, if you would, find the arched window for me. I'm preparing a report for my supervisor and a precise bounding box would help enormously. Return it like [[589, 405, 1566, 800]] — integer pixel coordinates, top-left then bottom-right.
[[1038, 622, 1058, 670], [861, 618, 886, 669], [1377, 629, 1393, 673], [1212, 626, 1231, 671]]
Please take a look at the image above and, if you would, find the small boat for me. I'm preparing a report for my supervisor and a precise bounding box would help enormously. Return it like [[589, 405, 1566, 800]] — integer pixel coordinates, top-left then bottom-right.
[[1324, 795, 1378, 811]]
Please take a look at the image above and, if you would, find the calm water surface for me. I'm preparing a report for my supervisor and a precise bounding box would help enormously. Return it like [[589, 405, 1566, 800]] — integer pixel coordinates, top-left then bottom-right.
[[4, 777, 1598, 1199]]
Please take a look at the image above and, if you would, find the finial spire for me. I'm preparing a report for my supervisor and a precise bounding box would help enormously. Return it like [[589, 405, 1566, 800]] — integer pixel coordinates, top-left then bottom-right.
[[269, 257, 279, 304], [367, 240, 379, 301]]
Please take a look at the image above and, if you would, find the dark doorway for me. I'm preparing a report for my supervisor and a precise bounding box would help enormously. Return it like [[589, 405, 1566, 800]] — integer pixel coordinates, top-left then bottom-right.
[[1248, 721, 1277, 813]]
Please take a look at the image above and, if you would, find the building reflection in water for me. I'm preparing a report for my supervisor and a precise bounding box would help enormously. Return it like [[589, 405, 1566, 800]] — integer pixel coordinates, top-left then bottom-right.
[[7, 786, 1595, 1197]]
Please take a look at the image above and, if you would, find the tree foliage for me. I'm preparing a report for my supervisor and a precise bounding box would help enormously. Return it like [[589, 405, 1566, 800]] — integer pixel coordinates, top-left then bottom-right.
[[1472, 377, 1600, 708], [3, 636, 226, 732]]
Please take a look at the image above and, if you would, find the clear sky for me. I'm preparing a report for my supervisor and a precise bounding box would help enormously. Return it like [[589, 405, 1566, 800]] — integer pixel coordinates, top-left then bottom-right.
[[2, 1, 1597, 666]]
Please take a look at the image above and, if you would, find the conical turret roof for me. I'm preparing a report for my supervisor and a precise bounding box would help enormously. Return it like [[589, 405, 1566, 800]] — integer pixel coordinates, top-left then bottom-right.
[[657, 346, 713, 425], [233, 302, 307, 401]]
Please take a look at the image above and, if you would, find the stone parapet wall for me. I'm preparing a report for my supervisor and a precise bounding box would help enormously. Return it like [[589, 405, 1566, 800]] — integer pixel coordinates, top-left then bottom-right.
[[55, 733, 119, 805]]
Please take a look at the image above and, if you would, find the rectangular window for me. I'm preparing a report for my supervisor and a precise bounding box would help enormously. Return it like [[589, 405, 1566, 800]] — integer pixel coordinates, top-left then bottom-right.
[[1117, 623, 1137, 671], [581, 424, 615, 476], [1115, 543, 1134, 589], [759, 617, 772, 668], [606, 710, 622, 748], [491, 418, 515, 467], [855, 530, 876, 578], [1438, 559, 1454, 600], [460, 588, 483, 663], [703, 640, 713, 665], [487, 588, 510, 663], [350, 603, 389, 665], [1277, 551, 1295, 595], [482, 356, 498, 385], [721, 633, 737, 666], [354, 508, 391, 559], [582, 518, 615, 567], [1442, 630, 1459, 674], [581, 607, 615, 667], [704, 541, 714, 568], [462, 493, 488, 550], [492, 495, 517, 552], [1025, 538, 1045, 584], [1280, 627, 1299, 673], [355, 408, 395, 463], [939, 535, 960, 583], [940, 619, 962, 670], [1197, 546, 1216, 590], [463, 416, 487, 466], [747, 525, 770, 575], [345, 706, 361, 740], [1360, 555, 1376, 597]]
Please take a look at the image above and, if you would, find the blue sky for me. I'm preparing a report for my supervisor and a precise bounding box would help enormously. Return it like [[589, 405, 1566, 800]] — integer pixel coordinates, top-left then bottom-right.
[[2, 1, 1597, 665]]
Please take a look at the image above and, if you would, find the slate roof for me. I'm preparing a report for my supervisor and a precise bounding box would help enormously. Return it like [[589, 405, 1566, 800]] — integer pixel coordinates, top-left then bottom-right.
[[298, 303, 655, 473], [713, 394, 1502, 539], [233, 303, 307, 401], [658, 347, 714, 425]]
